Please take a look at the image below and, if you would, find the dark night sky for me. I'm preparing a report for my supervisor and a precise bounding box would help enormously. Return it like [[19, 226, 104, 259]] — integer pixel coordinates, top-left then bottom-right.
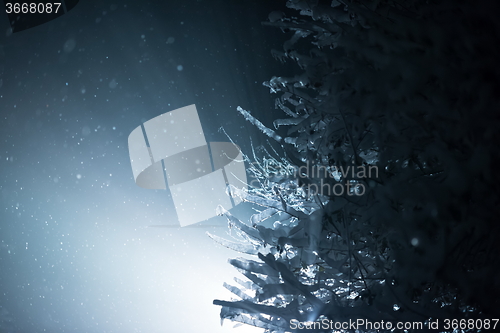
[[0, 1, 295, 332]]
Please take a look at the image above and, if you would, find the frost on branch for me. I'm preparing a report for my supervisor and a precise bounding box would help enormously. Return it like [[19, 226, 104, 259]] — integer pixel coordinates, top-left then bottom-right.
[[213, 0, 500, 331], [237, 106, 282, 143]]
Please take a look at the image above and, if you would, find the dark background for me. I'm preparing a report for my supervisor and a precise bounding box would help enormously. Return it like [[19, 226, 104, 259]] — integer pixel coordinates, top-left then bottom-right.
[[0, 1, 295, 332]]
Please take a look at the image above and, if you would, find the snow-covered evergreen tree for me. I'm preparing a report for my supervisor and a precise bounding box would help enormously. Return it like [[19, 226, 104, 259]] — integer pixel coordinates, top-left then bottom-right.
[[212, 0, 500, 332]]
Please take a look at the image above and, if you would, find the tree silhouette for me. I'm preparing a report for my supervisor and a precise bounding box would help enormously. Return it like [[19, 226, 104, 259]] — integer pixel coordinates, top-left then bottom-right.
[[212, 1, 500, 332]]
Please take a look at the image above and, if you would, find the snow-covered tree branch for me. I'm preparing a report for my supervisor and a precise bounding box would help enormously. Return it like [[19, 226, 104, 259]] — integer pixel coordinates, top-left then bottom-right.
[[213, 0, 500, 332]]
